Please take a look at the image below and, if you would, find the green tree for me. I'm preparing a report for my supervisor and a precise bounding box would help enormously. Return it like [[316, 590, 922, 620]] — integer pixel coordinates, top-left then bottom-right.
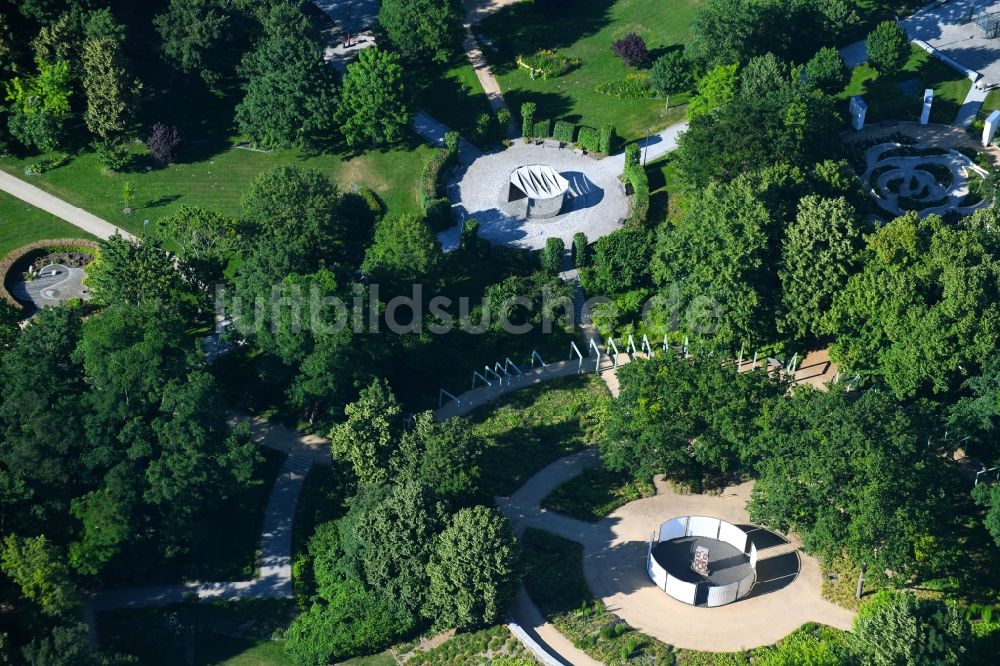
[[283, 579, 408, 665], [650, 50, 692, 97], [853, 590, 970, 666], [687, 0, 768, 69], [778, 195, 861, 338], [0, 534, 80, 616], [235, 28, 337, 149], [972, 483, 1000, 548], [948, 356, 1000, 463], [687, 63, 738, 120], [396, 413, 485, 507], [378, 0, 462, 63], [740, 53, 787, 99], [335, 48, 410, 148], [21, 623, 105, 666], [651, 175, 777, 348], [329, 379, 404, 485], [362, 214, 441, 287], [603, 353, 786, 483], [590, 226, 653, 295], [337, 481, 445, 619], [866, 21, 910, 77], [154, 0, 232, 85], [82, 37, 139, 142], [5, 59, 73, 152], [84, 235, 187, 308], [750, 389, 960, 582], [240, 165, 344, 261], [0, 301, 19, 352], [806, 46, 848, 93], [154, 206, 239, 287], [825, 211, 1000, 398], [426, 506, 521, 629], [540, 237, 564, 276]]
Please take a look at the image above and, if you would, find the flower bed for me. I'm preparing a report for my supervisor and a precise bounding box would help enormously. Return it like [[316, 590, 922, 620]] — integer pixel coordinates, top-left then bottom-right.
[[516, 49, 580, 79]]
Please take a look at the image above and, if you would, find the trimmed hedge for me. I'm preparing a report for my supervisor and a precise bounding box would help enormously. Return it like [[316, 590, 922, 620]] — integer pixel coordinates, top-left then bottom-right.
[[532, 119, 551, 139], [420, 147, 455, 207], [461, 217, 480, 251], [624, 143, 640, 169], [577, 126, 600, 153], [572, 232, 589, 268], [599, 125, 617, 155], [553, 120, 575, 144], [622, 164, 649, 226], [521, 102, 536, 139], [541, 237, 565, 275], [425, 196, 454, 232], [0, 238, 100, 308]]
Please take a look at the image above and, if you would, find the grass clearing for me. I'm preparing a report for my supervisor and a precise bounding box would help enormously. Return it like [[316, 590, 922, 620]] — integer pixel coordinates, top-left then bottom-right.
[[0, 191, 97, 257], [542, 465, 654, 522], [467, 374, 611, 496], [411, 55, 497, 144], [840, 45, 971, 125], [647, 153, 687, 223], [0, 138, 435, 236], [478, 0, 696, 140], [97, 599, 295, 666]]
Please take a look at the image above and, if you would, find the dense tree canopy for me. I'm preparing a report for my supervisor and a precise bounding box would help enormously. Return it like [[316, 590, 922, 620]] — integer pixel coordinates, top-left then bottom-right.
[[603, 353, 787, 483], [154, 0, 233, 85], [335, 47, 410, 148], [378, 0, 463, 63], [865, 20, 910, 77], [234, 18, 337, 149], [750, 389, 960, 581], [825, 210, 1000, 398], [853, 590, 971, 665]]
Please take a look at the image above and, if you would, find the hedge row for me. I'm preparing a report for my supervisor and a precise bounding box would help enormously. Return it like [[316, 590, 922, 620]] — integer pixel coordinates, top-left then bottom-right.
[[420, 147, 455, 207], [623, 164, 649, 226], [0, 238, 100, 308], [519, 103, 617, 153]]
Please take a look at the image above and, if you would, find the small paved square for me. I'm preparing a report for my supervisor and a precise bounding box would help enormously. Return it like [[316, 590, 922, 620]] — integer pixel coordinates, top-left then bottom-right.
[[904, 0, 1000, 86]]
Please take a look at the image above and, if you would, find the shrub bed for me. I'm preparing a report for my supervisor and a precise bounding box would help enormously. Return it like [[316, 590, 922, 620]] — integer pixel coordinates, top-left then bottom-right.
[[577, 126, 600, 153], [419, 132, 460, 230], [542, 466, 654, 522], [595, 73, 655, 100], [0, 238, 99, 308], [554, 120, 575, 144], [516, 49, 580, 78]]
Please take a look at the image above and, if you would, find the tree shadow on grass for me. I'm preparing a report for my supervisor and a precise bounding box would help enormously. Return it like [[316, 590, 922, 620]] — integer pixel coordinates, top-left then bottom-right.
[[478, 0, 616, 76]]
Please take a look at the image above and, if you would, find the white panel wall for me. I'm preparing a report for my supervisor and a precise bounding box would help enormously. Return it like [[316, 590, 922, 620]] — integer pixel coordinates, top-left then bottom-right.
[[687, 516, 721, 540], [648, 558, 668, 591], [658, 517, 687, 543], [737, 572, 755, 599], [718, 521, 748, 552], [749, 542, 758, 569], [664, 575, 698, 605], [707, 582, 739, 607]]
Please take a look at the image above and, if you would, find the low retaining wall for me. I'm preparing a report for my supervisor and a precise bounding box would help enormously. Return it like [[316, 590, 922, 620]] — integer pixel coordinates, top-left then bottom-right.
[[0, 238, 98, 308], [912, 39, 981, 84], [646, 516, 757, 608]]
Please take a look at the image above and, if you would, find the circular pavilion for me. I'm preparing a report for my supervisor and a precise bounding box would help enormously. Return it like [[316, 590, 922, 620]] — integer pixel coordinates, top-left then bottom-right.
[[646, 516, 757, 607]]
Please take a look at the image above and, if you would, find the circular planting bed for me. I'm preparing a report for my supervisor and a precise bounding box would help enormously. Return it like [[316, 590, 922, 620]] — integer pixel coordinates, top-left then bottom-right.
[[862, 142, 990, 217], [1, 239, 98, 311]]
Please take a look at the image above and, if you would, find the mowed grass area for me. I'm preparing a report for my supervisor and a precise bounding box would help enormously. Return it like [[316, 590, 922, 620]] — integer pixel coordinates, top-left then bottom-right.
[[466, 374, 610, 496], [478, 0, 696, 140], [0, 191, 97, 257], [840, 45, 972, 125], [411, 55, 496, 142], [0, 138, 436, 237]]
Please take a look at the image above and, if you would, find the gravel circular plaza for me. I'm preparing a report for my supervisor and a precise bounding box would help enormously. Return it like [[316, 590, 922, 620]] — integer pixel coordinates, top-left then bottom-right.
[[438, 142, 632, 251]]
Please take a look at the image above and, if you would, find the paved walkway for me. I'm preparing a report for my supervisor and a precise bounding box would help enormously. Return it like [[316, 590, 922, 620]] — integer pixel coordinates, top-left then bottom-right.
[[956, 85, 989, 127], [0, 170, 132, 240], [88, 416, 331, 622], [412, 111, 483, 165], [88, 453, 312, 612], [464, 26, 508, 115]]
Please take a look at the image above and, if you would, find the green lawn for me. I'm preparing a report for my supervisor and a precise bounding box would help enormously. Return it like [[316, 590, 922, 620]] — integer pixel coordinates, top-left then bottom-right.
[[541, 465, 653, 522], [97, 599, 296, 666], [477, 0, 696, 140], [840, 45, 972, 125], [0, 191, 97, 258], [646, 153, 687, 223], [0, 138, 435, 236], [411, 55, 496, 143], [466, 374, 610, 496]]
